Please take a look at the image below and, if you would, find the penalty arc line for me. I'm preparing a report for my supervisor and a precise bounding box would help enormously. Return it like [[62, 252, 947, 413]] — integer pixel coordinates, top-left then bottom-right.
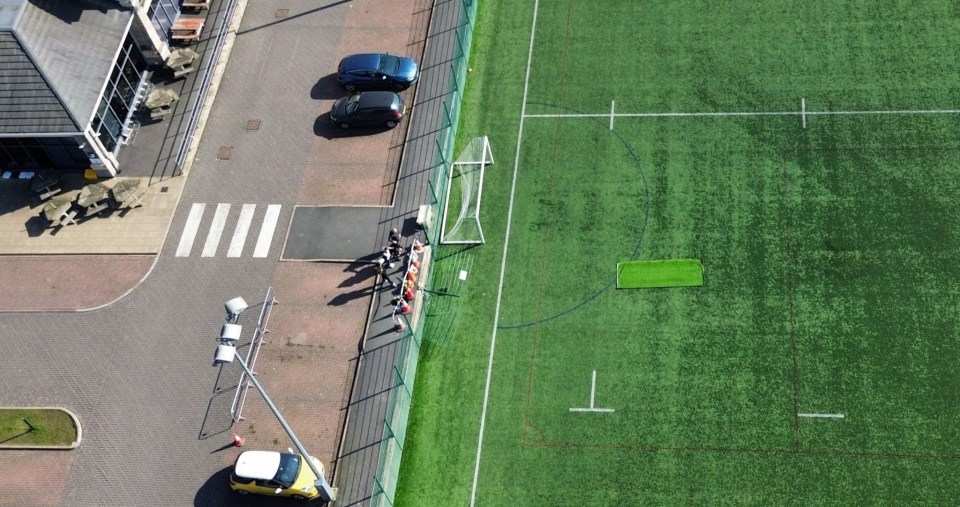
[[470, 1, 540, 506]]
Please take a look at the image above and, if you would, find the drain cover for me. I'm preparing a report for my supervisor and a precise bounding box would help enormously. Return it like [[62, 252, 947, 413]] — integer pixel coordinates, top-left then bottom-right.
[[246, 119, 261, 131], [217, 146, 233, 160], [276, 8, 289, 18]]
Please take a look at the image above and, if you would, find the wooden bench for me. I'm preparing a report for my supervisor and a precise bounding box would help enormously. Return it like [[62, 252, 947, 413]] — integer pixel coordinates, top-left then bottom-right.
[[171, 17, 205, 42], [181, 0, 211, 9], [84, 202, 110, 217], [38, 185, 62, 200], [58, 210, 78, 227]]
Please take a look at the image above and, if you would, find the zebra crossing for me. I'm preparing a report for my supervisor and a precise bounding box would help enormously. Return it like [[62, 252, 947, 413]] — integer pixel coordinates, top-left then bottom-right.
[[175, 203, 283, 258]]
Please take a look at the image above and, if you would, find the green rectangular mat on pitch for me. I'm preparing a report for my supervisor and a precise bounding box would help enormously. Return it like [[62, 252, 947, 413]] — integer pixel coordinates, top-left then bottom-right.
[[616, 259, 703, 288]]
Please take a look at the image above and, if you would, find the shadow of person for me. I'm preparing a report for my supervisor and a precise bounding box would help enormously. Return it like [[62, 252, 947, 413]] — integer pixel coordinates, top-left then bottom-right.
[[339, 261, 375, 288], [328, 286, 373, 307]]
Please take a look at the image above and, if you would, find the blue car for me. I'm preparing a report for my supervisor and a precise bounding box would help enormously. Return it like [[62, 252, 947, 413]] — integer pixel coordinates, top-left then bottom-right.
[[337, 53, 419, 92]]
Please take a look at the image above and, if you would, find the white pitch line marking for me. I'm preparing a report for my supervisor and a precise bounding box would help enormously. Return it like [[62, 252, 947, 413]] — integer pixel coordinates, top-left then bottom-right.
[[176, 203, 206, 257], [798, 413, 844, 419], [609, 100, 615, 130], [524, 108, 960, 120], [227, 204, 256, 258], [253, 204, 281, 258], [471, 1, 539, 506], [569, 370, 615, 413], [201, 203, 231, 257], [801, 97, 807, 129]]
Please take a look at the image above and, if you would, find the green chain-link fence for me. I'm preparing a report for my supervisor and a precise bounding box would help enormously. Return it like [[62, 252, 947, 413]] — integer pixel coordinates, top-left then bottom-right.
[[369, 1, 478, 505]]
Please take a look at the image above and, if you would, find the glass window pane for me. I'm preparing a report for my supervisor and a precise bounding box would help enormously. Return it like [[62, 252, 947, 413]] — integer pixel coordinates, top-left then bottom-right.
[[98, 128, 117, 153], [110, 92, 130, 125]]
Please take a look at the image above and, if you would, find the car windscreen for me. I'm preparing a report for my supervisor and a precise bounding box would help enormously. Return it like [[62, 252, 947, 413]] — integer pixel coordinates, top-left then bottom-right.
[[377, 55, 400, 74], [272, 454, 302, 488], [345, 94, 361, 114]]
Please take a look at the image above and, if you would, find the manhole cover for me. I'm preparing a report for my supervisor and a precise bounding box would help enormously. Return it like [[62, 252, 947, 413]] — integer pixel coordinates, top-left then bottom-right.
[[276, 8, 289, 18], [217, 146, 233, 160], [246, 119, 261, 131]]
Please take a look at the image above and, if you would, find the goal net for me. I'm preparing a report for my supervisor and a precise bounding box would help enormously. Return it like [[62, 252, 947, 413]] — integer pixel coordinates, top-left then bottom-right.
[[441, 136, 493, 244]]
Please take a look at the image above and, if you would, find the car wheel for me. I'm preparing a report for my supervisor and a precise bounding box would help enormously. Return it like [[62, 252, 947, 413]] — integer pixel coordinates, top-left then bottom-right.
[[344, 84, 356, 92], [339, 122, 350, 130], [236, 490, 249, 495], [386, 120, 398, 128]]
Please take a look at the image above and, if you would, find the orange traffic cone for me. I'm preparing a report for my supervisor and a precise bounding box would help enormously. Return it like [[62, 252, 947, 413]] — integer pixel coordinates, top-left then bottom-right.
[[395, 319, 406, 333], [232, 433, 245, 447], [400, 302, 411, 314], [413, 240, 424, 253], [412, 259, 420, 269]]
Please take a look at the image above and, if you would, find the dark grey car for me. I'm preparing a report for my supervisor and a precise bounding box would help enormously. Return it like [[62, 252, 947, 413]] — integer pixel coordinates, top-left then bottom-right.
[[329, 91, 406, 129]]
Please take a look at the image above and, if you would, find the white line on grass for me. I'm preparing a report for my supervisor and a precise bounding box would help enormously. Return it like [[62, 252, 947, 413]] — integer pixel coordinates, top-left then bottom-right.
[[470, 1, 540, 505], [525, 108, 960, 120], [609, 100, 615, 130], [569, 370, 615, 413], [801, 97, 807, 128], [798, 413, 845, 419]]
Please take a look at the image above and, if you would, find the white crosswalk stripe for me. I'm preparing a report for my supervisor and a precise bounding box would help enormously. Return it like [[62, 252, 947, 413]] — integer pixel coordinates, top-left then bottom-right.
[[254, 204, 282, 258], [176, 203, 206, 257], [174, 203, 282, 258], [201, 203, 231, 257], [227, 204, 257, 258]]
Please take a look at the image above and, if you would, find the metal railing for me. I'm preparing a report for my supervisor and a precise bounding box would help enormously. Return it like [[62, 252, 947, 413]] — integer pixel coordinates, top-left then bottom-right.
[[174, 0, 241, 172], [231, 287, 278, 422]]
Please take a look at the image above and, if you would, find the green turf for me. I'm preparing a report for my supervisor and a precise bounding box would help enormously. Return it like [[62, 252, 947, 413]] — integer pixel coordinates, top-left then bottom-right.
[[396, 1, 960, 505], [617, 259, 703, 288], [0, 408, 78, 446]]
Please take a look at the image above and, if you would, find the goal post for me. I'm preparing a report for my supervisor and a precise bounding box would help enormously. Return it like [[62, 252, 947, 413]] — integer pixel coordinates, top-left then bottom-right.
[[441, 136, 493, 244]]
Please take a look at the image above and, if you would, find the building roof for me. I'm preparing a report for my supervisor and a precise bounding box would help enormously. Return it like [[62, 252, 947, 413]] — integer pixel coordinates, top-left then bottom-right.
[[0, 0, 133, 134]]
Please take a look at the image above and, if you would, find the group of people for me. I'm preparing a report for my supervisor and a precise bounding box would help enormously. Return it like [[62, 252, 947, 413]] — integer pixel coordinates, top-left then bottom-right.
[[375, 228, 405, 288]]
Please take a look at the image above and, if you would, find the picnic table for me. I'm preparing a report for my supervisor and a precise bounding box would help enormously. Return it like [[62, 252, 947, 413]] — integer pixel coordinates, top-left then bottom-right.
[[41, 197, 77, 226], [30, 175, 61, 200], [78, 183, 111, 216], [111, 180, 145, 209]]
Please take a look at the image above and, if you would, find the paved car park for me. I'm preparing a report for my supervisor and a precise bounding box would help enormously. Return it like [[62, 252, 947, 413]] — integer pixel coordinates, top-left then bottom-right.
[[0, 0, 432, 505]]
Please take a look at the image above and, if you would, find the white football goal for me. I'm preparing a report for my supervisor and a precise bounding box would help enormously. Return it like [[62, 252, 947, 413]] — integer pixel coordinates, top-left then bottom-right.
[[441, 136, 493, 244]]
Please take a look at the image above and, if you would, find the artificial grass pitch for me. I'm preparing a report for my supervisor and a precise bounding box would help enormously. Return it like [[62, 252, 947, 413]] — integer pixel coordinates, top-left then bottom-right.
[[616, 259, 703, 288]]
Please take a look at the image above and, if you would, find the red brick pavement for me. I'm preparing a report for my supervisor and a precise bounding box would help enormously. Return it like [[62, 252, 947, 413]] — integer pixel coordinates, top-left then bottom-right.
[[298, 0, 423, 207], [0, 256, 154, 312], [0, 1, 432, 503], [0, 450, 74, 507], [224, 262, 372, 478]]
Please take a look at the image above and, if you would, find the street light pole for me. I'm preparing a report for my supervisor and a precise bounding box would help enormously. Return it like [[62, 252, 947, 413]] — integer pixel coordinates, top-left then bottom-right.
[[229, 353, 336, 502]]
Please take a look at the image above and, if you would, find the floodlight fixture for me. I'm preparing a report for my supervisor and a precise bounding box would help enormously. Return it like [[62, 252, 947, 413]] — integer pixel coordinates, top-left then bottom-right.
[[220, 323, 242, 342], [214, 343, 237, 365], [225, 297, 248, 322]]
